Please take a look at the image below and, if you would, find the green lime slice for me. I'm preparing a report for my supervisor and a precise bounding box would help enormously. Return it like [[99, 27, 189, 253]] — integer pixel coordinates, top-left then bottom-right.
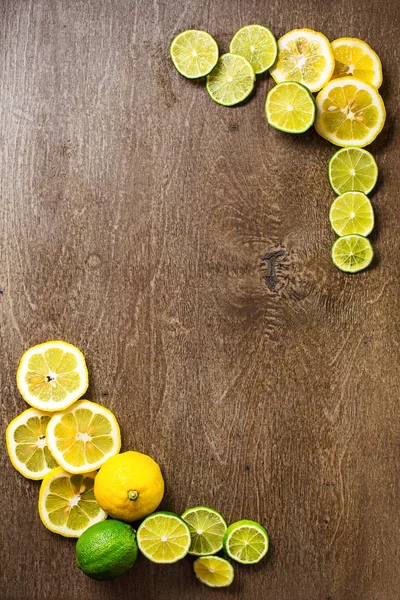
[[331, 234, 374, 273], [265, 81, 316, 133], [329, 192, 374, 237], [223, 519, 269, 564], [170, 30, 219, 79], [328, 147, 378, 195], [194, 555, 234, 588], [136, 511, 191, 564], [206, 53, 255, 106], [229, 24, 277, 74], [181, 506, 227, 556]]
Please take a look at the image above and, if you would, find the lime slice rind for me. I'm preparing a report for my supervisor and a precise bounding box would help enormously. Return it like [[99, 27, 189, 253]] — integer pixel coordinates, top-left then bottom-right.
[[229, 25, 277, 74], [170, 30, 219, 79], [266, 81, 316, 133], [329, 192, 374, 237], [181, 506, 227, 556], [328, 147, 378, 196], [331, 234, 374, 273], [137, 512, 191, 564], [194, 555, 234, 588], [223, 519, 269, 564], [206, 53, 255, 106]]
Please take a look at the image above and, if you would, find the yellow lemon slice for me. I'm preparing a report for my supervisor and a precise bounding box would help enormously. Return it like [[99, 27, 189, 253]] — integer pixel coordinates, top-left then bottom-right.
[[16, 341, 88, 412], [270, 28, 335, 92], [46, 400, 121, 474], [315, 77, 386, 147], [331, 38, 382, 88], [38, 467, 107, 537], [6, 408, 58, 479]]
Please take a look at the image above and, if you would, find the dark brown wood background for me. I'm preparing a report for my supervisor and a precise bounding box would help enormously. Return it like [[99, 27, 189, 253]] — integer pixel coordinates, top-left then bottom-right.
[[1, 1, 399, 598]]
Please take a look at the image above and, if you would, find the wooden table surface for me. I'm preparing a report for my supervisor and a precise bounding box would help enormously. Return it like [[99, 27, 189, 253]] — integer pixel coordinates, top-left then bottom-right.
[[1, 1, 399, 599]]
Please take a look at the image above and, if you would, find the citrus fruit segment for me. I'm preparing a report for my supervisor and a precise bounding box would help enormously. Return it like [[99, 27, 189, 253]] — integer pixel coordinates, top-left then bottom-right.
[[331, 234, 374, 273], [181, 506, 227, 556], [265, 81, 315, 133], [223, 519, 269, 564], [170, 30, 219, 79], [194, 556, 234, 588], [94, 451, 164, 522], [6, 408, 58, 479], [270, 28, 334, 92], [329, 192, 374, 237], [328, 147, 378, 195], [46, 400, 121, 474], [38, 467, 107, 537], [315, 77, 386, 147], [16, 340, 88, 412], [137, 512, 191, 564], [76, 520, 138, 580], [229, 24, 277, 74], [206, 53, 255, 106], [331, 38, 382, 88]]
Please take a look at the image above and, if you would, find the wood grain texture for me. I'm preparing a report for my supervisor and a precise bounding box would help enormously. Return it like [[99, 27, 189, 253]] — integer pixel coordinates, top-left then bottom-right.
[[1, 1, 399, 598]]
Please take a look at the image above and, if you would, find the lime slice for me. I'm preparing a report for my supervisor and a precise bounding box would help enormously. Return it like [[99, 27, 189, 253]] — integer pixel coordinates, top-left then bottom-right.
[[328, 147, 378, 195], [181, 506, 227, 556], [315, 77, 386, 147], [329, 192, 374, 237], [170, 30, 219, 79], [6, 408, 58, 479], [331, 234, 374, 273], [136, 511, 191, 564], [223, 519, 269, 564], [16, 340, 89, 412], [265, 81, 315, 133], [46, 400, 121, 474], [194, 556, 234, 588], [229, 25, 277, 74], [206, 53, 255, 106], [38, 467, 107, 537]]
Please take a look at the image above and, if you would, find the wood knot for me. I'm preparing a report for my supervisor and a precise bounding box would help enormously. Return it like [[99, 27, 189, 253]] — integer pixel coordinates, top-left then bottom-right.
[[262, 249, 286, 290]]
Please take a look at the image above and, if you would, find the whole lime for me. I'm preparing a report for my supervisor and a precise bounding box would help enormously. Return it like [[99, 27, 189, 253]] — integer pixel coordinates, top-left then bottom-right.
[[76, 519, 138, 580]]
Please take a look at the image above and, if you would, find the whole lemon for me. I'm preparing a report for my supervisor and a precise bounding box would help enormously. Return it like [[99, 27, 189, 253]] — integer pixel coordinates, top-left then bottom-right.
[[94, 451, 164, 522]]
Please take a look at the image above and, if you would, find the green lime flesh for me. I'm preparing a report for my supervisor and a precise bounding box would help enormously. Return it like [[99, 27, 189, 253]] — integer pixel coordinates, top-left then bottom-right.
[[229, 24, 278, 74], [328, 147, 378, 195], [329, 191, 374, 237], [266, 81, 316, 133], [223, 519, 269, 564], [331, 234, 374, 273], [181, 506, 227, 555], [206, 53, 255, 106], [170, 30, 219, 79]]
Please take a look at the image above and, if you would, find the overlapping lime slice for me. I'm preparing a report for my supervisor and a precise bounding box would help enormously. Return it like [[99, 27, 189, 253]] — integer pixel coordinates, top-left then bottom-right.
[[181, 506, 227, 555], [206, 53, 255, 106], [230, 24, 277, 74]]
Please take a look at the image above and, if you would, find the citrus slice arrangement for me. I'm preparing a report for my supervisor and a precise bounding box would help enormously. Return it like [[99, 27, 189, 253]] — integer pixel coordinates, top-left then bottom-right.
[[6, 340, 270, 587]]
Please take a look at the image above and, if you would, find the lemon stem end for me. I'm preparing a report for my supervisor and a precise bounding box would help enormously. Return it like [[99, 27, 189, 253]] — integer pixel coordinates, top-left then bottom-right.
[[128, 490, 139, 501]]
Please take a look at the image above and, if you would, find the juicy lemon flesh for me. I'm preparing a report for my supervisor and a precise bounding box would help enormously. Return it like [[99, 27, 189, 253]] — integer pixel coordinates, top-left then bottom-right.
[[194, 556, 233, 587], [14, 414, 57, 474], [24, 348, 82, 404], [321, 83, 381, 142], [53, 407, 114, 468], [139, 514, 190, 562], [276, 38, 328, 87], [332, 42, 382, 87], [44, 472, 101, 531], [227, 526, 267, 562]]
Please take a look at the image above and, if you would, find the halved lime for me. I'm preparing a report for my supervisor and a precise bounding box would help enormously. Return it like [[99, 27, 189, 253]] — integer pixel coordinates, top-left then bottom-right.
[[223, 519, 269, 564], [206, 53, 255, 106], [136, 511, 191, 564], [328, 147, 378, 195], [181, 506, 227, 556], [332, 234, 374, 273], [170, 30, 219, 79], [229, 25, 277, 74], [329, 192, 374, 237], [194, 556, 234, 588], [265, 81, 315, 133]]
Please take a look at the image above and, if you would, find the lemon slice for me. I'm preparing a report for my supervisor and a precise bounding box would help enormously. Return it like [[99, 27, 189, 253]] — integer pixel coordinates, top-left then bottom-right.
[[16, 341, 88, 412], [46, 400, 121, 474], [315, 77, 386, 147], [331, 38, 382, 88], [38, 467, 107, 537], [194, 556, 234, 588], [270, 28, 334, 92], [206, 53, 255, 106], [170, 30, 219, 79], [6, 408, 58, 479], [229, 24, 277, 74]]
